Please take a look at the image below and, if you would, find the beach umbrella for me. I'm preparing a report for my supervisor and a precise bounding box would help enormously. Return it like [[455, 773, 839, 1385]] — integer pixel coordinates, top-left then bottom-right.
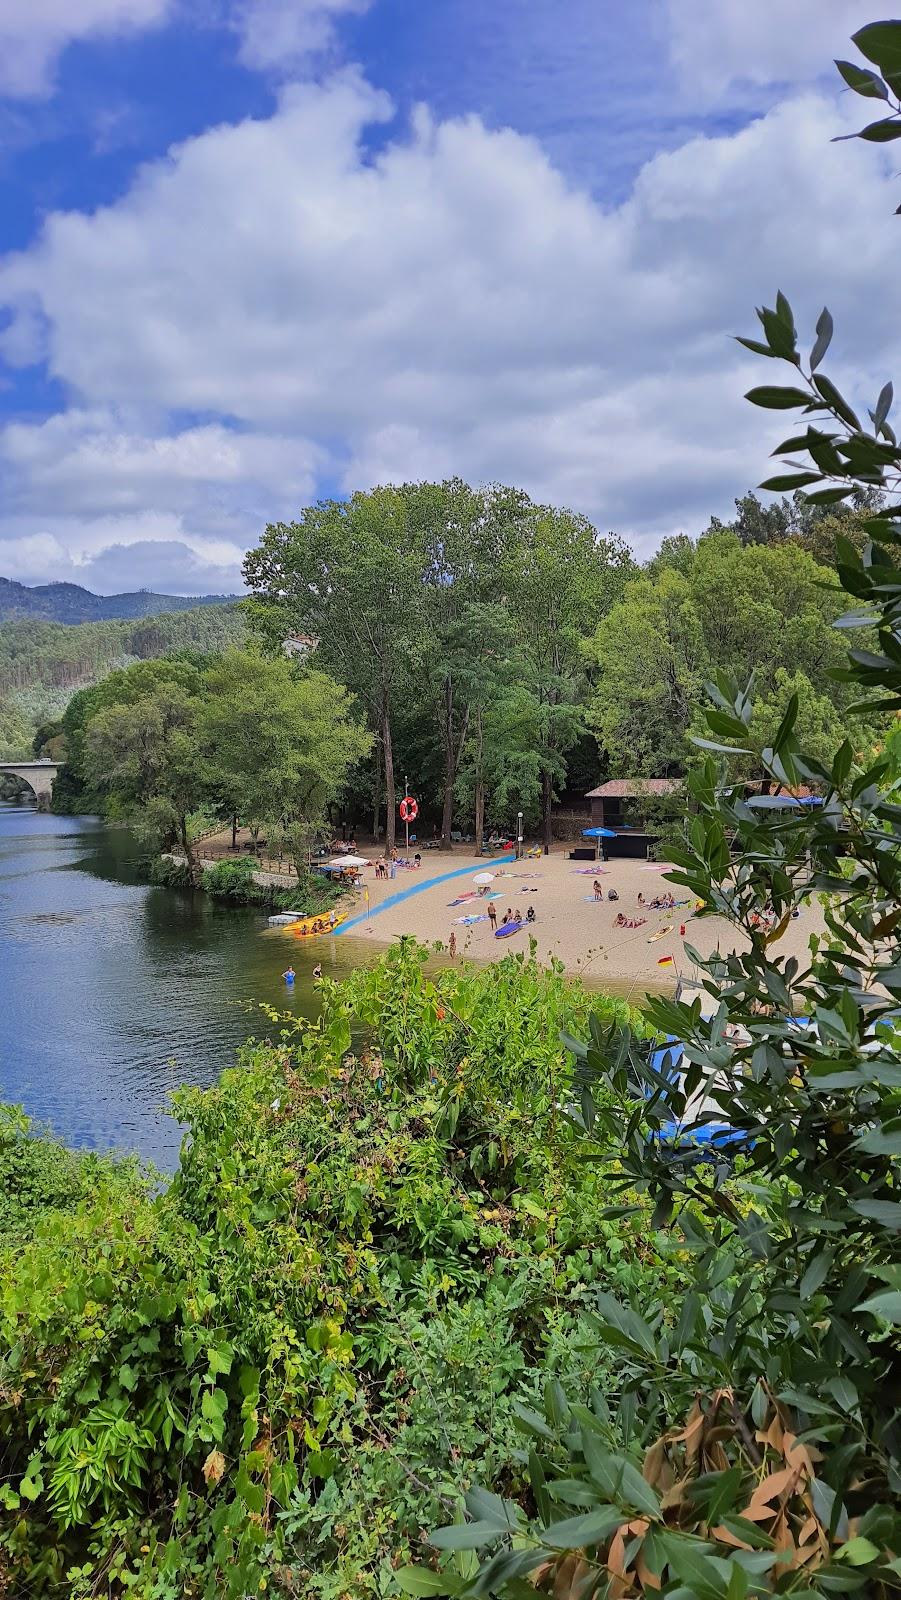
[[473, 871, 495, 884], [582, 825, 616, 859], [328, 855, 368, 868]]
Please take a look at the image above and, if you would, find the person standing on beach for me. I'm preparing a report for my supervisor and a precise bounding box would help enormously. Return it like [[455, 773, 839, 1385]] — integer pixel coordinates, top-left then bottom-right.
[[449, 930, 457, 958], [487, 902, 497, 931]]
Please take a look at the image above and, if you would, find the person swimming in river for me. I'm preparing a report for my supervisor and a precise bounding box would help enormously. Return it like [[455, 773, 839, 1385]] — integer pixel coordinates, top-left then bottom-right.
[[282, 966, 296, 984], [312, 963, 322, 979]]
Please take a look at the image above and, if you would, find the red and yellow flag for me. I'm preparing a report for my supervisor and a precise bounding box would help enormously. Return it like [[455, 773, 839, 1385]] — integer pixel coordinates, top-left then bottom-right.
[[657, 954, 675, 967]]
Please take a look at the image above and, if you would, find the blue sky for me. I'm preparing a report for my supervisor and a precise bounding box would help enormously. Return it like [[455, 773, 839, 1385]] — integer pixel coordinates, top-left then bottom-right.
[[0, 0, 895, 593]]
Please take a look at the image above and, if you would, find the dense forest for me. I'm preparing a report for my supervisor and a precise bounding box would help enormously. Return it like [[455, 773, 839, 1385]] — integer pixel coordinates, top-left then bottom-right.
[[0, 604, 246, 761], [244, 484, 877, 851]]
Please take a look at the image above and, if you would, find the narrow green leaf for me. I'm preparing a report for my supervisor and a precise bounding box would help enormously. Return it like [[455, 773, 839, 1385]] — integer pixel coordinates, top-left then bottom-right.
[[810, 307, 834, 370], [835, 58, 889, 98], [851, 117, 901, 141], [856, 1288, 901, 1322], [874, 380, 894, 433], [735, 336, 779, 358], [851, 1199, 901, 1229], [430, 1521, 501, 1551], [542, 1508, 624, 1549], [393, 1569, 463, 1596], [852, 22, 901, 77], [745, 386, 812, 410], [759, 472, 822, 491], [836, 1536, 881, 1566], [812, 374, 861, 430]]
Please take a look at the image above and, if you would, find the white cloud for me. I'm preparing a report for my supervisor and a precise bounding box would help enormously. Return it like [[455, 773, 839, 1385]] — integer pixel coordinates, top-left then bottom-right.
[[233, 0, 371, 73], [1, 68, 899, 584], [0, 0, 171, 98], [664, 0, 868, 99], [0, 411, 319, 591]]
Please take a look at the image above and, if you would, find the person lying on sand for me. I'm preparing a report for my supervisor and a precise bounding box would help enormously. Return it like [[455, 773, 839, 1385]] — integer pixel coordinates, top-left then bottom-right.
[[614, 913, 646, 929]]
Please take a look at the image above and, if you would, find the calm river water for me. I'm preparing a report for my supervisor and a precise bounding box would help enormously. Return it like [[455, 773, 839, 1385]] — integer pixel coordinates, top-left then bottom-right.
[[0, 802, 379, 1168]]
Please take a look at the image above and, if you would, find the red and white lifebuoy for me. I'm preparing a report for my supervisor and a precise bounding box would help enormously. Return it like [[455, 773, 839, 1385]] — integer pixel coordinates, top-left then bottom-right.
[[399, 796, 419, 823]]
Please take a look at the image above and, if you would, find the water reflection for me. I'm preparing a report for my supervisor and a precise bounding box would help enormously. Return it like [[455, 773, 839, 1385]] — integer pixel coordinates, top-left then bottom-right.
[[0, 803, 381, 1168]]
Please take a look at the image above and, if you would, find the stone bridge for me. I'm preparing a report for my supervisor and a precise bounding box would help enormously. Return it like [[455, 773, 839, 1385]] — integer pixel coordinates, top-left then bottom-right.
[[0, 760, 60, 808]]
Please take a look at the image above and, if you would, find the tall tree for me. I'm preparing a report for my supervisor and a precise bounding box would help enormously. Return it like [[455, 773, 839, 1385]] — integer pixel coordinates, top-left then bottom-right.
[[199, 650, 370, 877], [415, 481, 533, 847], [82, 678, 204, 873], [244, 490, 424, 852], [504, 508, 635, 850]]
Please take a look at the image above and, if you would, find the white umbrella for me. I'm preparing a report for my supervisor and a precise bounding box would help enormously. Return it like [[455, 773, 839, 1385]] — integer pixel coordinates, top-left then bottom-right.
[[328, 855, 368, 869], [473, 871, 495, 884]]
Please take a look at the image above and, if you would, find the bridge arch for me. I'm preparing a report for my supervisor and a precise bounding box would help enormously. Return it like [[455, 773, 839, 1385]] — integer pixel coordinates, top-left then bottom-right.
[[0, 761, 60, 809]]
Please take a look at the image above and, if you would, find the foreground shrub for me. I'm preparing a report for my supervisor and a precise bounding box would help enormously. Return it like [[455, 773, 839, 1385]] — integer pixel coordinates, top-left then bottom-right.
[[0, 948, 670, 1598]]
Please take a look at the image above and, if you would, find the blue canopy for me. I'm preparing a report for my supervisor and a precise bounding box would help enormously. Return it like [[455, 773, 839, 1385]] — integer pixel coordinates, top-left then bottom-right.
[[746, 794, 823, 810], [582, 826, 616, 838]]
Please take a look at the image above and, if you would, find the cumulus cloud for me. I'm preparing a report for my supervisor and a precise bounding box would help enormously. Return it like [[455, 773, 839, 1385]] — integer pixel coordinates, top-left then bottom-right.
[[0, 411, 318, 591], [664, 0, 868, 99], [0, 0, 172, 99], [233, 0, 372, 73], [0, 67, 899, 583]]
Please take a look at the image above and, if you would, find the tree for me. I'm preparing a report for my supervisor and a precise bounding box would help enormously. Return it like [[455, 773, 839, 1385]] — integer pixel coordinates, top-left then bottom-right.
[[414, 481, 534, 848], [199, 650, 370, 878], [244, 489, 424, 852], [588, 567, 707, 776], [504, 507, 635, 850], [202, 646, 371, 876], [83, 677, 204, 873], [588, 533, 852, 780]]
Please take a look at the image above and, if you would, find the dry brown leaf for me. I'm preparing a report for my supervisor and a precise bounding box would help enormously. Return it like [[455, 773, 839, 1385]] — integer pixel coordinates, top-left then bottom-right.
[[635, 1549, 664, 1592], [711, 1522, 754, 1551], [643, 1440, 665, 1485], [770, 1512, 794, 1553], [743, 1466, 799, 1520], [607, 1529, 628, 1578], [202, 1448, 226, 1486]]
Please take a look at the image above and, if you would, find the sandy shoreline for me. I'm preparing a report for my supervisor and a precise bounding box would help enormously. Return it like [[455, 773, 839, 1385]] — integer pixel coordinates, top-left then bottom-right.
[[282, 848, 823, 996]]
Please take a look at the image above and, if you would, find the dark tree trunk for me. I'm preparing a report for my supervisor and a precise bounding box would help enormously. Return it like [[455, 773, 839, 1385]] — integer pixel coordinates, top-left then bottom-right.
[[541, 769, 553, 855], [372, 738, 383, 844], [231, 813, 238, 850], [473, 706, 485, 853], [441, 677, 454, 850], [383, 693, 396, 852], [180, 815, 198, 883]]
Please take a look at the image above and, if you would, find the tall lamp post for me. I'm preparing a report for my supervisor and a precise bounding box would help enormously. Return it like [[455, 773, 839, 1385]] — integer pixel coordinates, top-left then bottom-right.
[[516, 811, 523, 860]]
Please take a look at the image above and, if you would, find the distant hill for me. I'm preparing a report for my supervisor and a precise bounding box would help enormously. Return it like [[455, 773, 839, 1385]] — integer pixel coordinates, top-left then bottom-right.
[[0, 602, 246, 760], [0, 576, 238, 624]]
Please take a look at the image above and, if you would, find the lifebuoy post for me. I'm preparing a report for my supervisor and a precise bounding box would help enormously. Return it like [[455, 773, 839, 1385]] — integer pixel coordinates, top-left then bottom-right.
[[399, 779, 419, 851]]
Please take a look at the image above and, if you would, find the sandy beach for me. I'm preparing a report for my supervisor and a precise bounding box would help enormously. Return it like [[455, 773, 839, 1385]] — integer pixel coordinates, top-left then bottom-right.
[[306, 849, 825, 995]]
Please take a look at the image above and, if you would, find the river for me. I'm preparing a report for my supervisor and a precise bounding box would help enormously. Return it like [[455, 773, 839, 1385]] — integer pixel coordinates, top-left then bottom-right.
[[0, 802, 380, 1168]]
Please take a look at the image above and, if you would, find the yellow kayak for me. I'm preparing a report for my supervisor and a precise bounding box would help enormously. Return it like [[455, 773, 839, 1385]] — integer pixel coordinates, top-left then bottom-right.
[[291, 910, 347, 938]]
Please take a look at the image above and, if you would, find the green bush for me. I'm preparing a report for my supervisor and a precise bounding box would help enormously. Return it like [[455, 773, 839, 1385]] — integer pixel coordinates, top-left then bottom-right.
[[0, 947, 673, 1598], [0, 1107, 146, 1242], [201, 854, 345, 915]]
